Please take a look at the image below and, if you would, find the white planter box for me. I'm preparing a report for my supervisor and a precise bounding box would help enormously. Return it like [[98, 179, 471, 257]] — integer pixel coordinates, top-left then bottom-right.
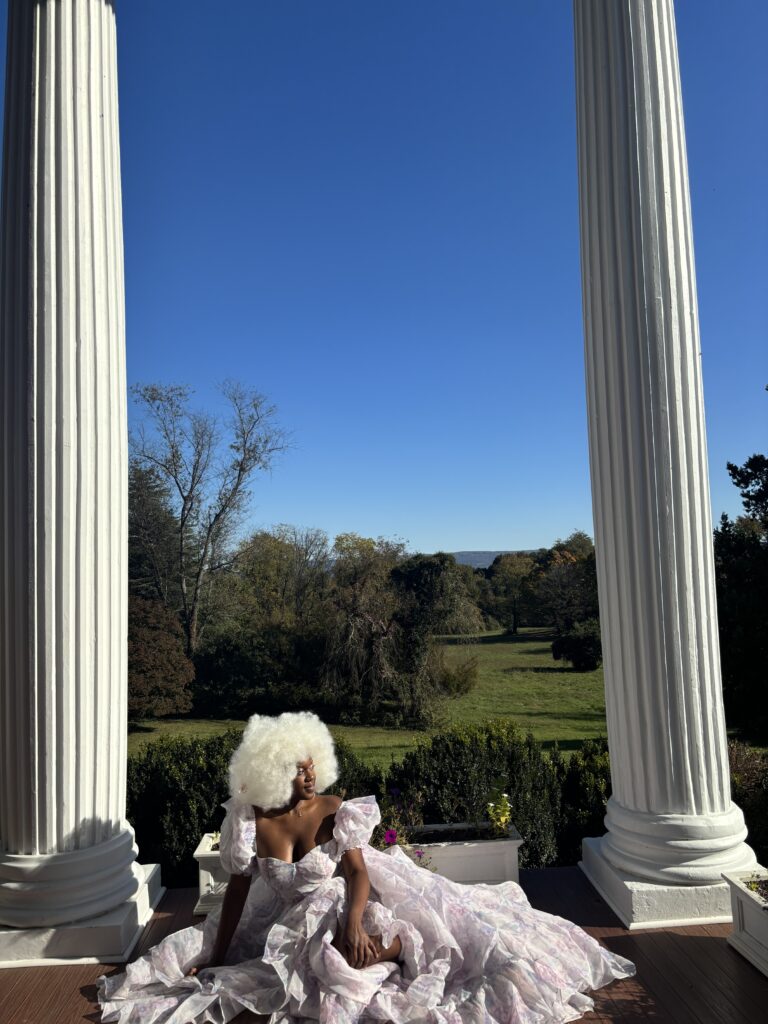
[[722, 871, 768, 978], [408, 822, 524, 885], [193, 834, 229, 915]]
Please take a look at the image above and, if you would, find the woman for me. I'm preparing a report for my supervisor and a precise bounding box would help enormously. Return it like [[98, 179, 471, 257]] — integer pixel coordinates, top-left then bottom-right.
[[99, 712, 634, 1023]]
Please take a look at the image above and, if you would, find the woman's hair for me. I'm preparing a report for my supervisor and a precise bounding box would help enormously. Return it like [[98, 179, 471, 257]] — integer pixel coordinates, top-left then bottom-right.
[[228, 711, 338, 810]]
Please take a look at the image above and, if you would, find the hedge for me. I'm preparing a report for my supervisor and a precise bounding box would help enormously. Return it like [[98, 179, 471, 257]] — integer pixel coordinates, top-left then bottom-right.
[[126, 722, 768, 885]]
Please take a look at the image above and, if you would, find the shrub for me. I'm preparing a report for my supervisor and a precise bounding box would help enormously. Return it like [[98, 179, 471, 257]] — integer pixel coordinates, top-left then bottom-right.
[[434, 651, 479, 698], [385, 720, 561, 868], [127, 726, 765, 888], [551, 738, 611, 864], [552, 618, 602, 671], [127, 731, 380, 886], [728, 741, 768, 867], [127, 731, 240, 886]]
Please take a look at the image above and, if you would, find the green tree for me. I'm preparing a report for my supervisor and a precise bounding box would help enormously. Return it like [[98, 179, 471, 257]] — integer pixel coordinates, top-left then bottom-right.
[[714, 509, 768, 739], [318, 535, 476, 727], [726, 453, 768, 528], [532, 532, 599, 634], [320, 534, 406, 724], [391, 552, 482, 638], [128, 461, 181, 607], [487, 553, 535, 634], [128, 597, 195, 719]]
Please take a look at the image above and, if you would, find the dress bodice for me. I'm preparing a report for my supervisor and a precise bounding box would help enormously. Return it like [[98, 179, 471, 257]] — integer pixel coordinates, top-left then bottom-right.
[[218, 795, 381, 901], [256, 840, 339, 901]]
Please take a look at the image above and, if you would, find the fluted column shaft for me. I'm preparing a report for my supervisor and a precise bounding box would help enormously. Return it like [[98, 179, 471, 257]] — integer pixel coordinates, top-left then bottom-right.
[[0, 0, 141, 926], [574, 0, 755, 886]]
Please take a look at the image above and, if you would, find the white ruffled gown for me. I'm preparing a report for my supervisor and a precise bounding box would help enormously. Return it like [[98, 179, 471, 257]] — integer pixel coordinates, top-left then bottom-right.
[[98, 796, 634, 1024]]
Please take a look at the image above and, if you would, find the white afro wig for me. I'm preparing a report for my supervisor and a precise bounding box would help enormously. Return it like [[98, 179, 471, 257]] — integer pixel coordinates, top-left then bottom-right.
[[228, 712, 338, 811]]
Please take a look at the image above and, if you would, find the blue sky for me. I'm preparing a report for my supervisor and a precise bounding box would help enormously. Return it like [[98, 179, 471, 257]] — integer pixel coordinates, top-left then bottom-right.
[[0, 2, 765, 553]]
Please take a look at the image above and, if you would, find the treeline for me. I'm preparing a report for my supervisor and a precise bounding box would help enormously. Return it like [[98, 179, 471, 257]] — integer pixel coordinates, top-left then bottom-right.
[[129, 484, 599, 728], [126, 380, 767, 742]]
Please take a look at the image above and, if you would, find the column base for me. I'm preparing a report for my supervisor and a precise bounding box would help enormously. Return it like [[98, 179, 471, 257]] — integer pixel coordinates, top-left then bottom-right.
[[580, 837, 738, 930], [0, 863, 164, 967]]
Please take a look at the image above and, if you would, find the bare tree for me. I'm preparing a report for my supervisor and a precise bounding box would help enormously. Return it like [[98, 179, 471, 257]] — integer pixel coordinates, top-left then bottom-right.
[[131, 382, 289, 655]]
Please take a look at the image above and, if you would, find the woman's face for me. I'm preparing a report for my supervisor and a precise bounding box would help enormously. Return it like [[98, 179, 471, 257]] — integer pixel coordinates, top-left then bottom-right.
[[292, 757, 316, 801]]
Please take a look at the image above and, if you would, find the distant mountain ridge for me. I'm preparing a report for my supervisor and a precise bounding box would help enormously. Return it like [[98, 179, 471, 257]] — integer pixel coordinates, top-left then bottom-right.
[[450, 550, 538, 570]]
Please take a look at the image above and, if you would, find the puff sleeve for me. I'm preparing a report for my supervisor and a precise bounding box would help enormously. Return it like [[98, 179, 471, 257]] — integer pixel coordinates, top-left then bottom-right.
[[331, 795, 381, 861], [219, 798, 258, 876]]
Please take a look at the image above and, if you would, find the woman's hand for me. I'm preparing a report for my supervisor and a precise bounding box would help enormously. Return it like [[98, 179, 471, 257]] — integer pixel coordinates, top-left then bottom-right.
[[342, 920, 378, 969]]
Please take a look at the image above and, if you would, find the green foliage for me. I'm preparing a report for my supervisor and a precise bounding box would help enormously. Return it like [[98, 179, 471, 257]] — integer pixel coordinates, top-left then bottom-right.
[[550, 738, 611, 865], [127, 731, 240, 885], [486, 791, 513, 836], [487, 553, 536, 634], [319, 536, 480, 728], [192, 625, 326, 719], [728, 741, 768, 867], [430, 648, 479, 698], [128, 596, 194, 719], [551, 618, 603, 672], [391, 553, 483, 636], [530, 535, 599, 635], [385, 721, 560, 868], [726, 454, 768, 528], [128, 462, 182, 607], [714, 450, 768, 741]]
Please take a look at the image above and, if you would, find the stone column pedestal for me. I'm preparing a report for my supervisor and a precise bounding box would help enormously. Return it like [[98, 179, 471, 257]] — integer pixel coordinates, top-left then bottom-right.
[[573, 0, 758, 928], [0, 0, 162, 964]]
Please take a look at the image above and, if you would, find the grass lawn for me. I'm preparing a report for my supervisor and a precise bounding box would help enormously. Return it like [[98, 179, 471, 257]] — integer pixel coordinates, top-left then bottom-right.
[[128, 628, 607, 768], [441, 627, 607, 750]]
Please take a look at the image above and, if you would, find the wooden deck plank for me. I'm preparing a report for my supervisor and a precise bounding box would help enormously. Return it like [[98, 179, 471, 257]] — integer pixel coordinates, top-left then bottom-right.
[[519, 866, 768, 1024]]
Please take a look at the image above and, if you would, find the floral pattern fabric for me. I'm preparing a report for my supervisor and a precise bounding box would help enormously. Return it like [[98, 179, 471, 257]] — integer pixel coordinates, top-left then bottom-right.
[[98, 796, 634, 1024]]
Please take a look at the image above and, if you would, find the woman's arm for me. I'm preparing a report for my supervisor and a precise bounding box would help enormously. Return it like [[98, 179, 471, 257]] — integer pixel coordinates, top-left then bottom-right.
[[339, 847, 378, 968], [187, 872, 250, 974]]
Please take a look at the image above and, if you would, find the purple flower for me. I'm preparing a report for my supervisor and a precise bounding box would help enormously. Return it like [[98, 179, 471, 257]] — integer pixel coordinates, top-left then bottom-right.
[[414, 850, 425, 860], [384, 829, 398, 845]]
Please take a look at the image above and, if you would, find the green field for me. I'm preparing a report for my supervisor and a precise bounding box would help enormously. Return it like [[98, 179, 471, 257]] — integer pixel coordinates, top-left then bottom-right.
[[127, 629, 608, 767], [441, 629, 607, 746]]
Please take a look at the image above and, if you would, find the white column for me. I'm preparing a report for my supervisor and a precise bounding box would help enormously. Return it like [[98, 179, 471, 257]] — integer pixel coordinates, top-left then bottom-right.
[[0, 0, 160, 962], [574, 0, 758, 928]]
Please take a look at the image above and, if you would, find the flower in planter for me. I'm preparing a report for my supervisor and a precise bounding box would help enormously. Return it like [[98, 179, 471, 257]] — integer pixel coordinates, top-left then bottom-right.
[[384, 829, 398, 846], [745, 873, 768, 909], [210, 830, 221, 852], [487, 792, 512, 836], [407, 847, 436, 872]]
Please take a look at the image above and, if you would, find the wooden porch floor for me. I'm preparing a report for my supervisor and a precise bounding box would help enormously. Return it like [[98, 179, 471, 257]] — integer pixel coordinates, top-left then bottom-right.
[[0, 867, 766, 1024]]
